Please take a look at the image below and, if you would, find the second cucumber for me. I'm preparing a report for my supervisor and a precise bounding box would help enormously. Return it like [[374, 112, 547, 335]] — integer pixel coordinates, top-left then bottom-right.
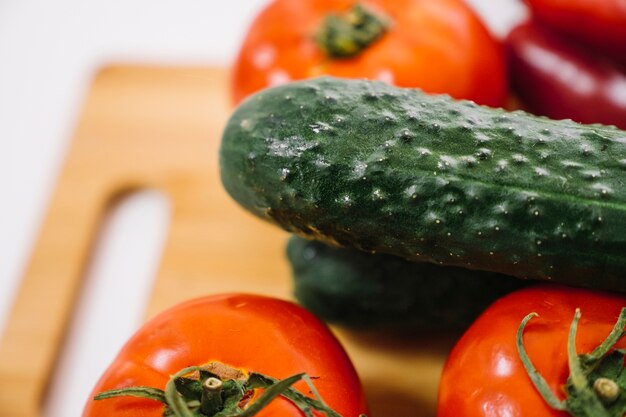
[[288, 236, 528, 330]]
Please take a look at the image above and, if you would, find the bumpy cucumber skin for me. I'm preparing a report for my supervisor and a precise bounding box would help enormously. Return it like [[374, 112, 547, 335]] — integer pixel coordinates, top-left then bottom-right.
[[287, 236, 529, 330], [220, 77, 626, 290]]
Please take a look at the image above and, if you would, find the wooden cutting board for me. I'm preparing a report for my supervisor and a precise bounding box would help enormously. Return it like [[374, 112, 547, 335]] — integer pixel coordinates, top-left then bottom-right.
[[0, 66, 454, 417]]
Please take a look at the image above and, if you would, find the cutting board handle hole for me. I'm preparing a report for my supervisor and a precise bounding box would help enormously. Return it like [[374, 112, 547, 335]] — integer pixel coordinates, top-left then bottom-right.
[[43, 190, 170, 417]]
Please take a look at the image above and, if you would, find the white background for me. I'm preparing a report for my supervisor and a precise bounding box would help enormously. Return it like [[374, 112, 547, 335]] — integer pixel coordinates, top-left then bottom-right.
[[0, 1, 526, 415]]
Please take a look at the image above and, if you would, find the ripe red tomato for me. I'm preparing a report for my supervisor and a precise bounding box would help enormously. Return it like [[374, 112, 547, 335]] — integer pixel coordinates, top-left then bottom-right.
[[524, 0, 626, 66], [437, 285, 626, 416], [232, 0, 507, 108], [82, 294, 367, 417]]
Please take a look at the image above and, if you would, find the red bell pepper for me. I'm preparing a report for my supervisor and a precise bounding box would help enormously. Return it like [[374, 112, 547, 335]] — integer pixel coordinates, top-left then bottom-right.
[[525, 0, 626, 67], [506, 21, 626, 129]]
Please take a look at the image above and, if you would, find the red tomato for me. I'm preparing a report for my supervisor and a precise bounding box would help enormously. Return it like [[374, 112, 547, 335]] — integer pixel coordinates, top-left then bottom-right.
[[437, 285, 626, 416], [82, 294, 367, 417], [232, 0, 507, 108], [525, 0, 626, 66]]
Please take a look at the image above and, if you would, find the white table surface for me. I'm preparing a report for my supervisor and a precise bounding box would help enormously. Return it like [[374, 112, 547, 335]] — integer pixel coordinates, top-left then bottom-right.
[[0, 1, 526, 415]]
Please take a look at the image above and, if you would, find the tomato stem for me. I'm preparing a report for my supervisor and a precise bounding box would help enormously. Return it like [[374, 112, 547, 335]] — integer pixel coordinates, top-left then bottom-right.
[[201, 377, 223, 416], [594, 378, 620, 404], [315, 3, 389, 59]]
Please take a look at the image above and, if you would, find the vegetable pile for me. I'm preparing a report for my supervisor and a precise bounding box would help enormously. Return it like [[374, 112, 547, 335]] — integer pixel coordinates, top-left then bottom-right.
[[217, 72, 626, 414], [84, 1, 626, 416]]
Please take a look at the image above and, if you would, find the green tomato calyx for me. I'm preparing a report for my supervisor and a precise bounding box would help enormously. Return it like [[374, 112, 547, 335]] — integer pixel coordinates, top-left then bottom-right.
[[316, 3, 390, 59], [517, 308, 626, 416], [94, 361, 366, 417]]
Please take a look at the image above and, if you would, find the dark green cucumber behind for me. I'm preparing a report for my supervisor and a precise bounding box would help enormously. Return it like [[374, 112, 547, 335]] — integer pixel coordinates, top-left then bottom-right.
[[287, 236, 529, 330], [220, 77, 626, 290]]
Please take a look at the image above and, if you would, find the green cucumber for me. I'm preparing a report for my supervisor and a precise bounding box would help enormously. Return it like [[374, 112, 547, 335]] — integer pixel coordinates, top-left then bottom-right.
[[220, 77, 626, 290], [287, 236, 529, 330]]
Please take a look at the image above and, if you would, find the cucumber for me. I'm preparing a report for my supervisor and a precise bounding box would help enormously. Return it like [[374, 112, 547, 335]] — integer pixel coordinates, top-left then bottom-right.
[[287, 236, 529, 330], [220, 77, 626, 290]]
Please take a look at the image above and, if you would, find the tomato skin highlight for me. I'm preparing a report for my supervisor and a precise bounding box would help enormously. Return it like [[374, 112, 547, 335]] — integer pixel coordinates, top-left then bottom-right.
[[437, 285, 626, 417], [506, 21, 626, 129], [231, 0, 507, 108], [82, 294, 367, 417]]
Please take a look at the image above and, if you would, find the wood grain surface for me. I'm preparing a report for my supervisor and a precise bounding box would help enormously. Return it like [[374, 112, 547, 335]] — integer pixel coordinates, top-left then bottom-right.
[[0, 66, 453, 417]]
